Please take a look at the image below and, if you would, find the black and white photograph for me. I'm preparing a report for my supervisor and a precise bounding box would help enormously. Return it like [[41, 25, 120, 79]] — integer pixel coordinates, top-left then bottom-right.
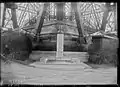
[[0, 2, 118, 85]]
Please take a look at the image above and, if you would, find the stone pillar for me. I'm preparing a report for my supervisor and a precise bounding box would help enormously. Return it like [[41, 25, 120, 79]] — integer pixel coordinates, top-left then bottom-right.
[[56, 33, 64, 59]]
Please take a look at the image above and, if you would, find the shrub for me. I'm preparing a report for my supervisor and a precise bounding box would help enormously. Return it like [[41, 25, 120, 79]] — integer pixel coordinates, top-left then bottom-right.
[[88, 37, 118, 66]]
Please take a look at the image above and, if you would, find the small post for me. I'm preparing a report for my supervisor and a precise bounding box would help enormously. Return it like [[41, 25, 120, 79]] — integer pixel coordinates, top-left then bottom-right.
[[1, 3, 6, 27]]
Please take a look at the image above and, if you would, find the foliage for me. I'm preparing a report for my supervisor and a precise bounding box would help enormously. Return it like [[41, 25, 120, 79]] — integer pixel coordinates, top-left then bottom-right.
[[88, 38, 118, 66]]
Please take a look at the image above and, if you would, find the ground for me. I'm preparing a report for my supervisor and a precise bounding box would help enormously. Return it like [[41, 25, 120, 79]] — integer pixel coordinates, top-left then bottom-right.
[[1, 60, 117, 85], [1, 51, 117, 85]]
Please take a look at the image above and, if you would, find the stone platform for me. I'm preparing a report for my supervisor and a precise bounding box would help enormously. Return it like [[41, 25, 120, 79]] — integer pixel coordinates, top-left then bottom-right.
[[29, 51, 89, 63]]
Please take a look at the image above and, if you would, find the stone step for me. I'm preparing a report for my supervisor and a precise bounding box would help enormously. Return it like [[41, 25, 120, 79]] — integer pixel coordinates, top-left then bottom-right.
[[29, 51, 89, 62]]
